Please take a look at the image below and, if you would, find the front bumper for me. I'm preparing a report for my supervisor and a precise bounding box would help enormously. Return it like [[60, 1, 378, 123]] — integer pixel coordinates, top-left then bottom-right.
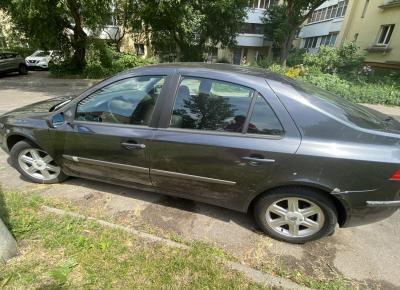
[[26, 62, 48, 69]]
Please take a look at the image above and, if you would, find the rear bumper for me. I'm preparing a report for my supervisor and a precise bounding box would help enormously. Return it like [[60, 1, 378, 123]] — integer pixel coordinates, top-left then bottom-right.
[[334, 184, 400, 227]]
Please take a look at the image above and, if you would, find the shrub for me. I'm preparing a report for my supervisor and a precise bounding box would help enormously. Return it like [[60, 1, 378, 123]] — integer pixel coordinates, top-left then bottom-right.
[[5, 46, 36, 57], [216, 57, 230, 64], [255, 56, 275, 69], [303, 42, 364, 74], [287, 48, 307, 67]]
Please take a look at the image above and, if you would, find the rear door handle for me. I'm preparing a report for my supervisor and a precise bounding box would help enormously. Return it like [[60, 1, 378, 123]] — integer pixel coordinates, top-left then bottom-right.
[[241, 157, 275, 163], [121, 142, 146, 150]]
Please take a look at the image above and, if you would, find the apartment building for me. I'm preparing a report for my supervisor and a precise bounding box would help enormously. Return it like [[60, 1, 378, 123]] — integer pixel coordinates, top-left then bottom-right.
[[297, 0, 349, 53], [339, 0, 400, 68], [217, 0, 278, 64]]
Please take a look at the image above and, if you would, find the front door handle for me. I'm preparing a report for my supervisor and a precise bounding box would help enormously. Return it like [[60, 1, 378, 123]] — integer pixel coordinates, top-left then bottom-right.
[[121, 142, 146, 150], [241, 156, 275, 164]]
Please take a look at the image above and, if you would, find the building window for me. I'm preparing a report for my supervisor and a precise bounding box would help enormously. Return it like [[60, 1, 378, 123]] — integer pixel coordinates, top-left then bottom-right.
[[376, 24, 395, 45], [134, 43, 145, 55], [320, 33, 338, 47], [361, 0, 369, 18], [307, 0, 348, 24], [241, 23, 264, 34], [304, 37, 319, 49], [249, 0, 278, 9]]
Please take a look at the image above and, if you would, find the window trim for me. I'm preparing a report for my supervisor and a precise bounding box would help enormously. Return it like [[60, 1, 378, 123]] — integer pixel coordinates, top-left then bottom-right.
[[166, 76, 285, 139], [74, 75, 167, 127], [376, 24, 395, 46]]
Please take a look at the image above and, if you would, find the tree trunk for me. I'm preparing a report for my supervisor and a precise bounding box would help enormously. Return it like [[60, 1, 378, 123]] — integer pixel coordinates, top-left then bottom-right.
[[71, 26, 87, 71], [67, 0, 87, 71], [280, 29, 296, 68]]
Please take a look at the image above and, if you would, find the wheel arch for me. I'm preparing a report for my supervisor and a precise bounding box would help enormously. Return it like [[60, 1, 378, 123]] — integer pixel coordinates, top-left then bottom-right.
[[6, 134, 39, 151], [247, 184, 347, 226]]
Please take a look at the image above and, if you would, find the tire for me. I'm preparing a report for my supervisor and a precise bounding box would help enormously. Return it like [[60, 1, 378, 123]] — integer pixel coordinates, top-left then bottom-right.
[[10, 140, 67, 184], [253, 187, 337, 244], [18, 64, 28, 75]]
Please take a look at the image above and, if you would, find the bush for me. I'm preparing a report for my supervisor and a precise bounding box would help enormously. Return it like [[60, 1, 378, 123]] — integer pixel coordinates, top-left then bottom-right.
[[51, 41, 156, 79], [287, 48, 307, 67], [303, 42, 364, 74], [299, 68, 400, 106], [4, 46, 36, 58]]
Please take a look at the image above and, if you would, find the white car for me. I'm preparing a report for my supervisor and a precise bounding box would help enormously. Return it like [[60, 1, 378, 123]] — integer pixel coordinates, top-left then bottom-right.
[[25, 50, 62, 70]]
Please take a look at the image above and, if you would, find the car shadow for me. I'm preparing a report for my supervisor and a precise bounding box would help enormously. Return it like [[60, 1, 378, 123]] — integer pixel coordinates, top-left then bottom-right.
[[63, 177, 260, 233], [6, 156, 259, 234]]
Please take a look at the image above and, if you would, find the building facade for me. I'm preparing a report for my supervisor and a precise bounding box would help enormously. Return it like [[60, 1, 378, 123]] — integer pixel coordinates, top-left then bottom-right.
[[297, 0, 349, 53], [339, 0, 400, 68], [217, 0, 278, 64]]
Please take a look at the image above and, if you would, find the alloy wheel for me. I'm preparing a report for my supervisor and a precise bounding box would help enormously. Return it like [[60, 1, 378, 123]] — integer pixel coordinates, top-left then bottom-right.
[[266, 197, 325, 238], [17, 148, 61, 181]]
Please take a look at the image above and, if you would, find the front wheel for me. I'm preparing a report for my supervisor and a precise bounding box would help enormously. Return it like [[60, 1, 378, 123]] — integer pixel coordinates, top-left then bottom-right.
[[18, 64, 28, 75], [253, 187, 337, 244], [10, 140, 67, 184]]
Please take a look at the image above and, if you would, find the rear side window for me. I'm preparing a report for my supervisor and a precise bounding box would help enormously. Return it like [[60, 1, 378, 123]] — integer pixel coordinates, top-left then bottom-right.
[[170, 77, 283, 136], [170, 77, 253, 132], [247, 95, 283, 136]]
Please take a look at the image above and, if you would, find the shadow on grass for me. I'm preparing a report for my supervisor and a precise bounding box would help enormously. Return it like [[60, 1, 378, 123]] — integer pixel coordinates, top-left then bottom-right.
[[0, 188, 11, 232]]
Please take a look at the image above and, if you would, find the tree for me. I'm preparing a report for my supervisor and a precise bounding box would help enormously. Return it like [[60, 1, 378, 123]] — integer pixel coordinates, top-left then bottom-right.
[[103, 0, 142, 52], [0, 0, 112, 71], [139, 0, 248, 61], [264, 0, 325, 67]]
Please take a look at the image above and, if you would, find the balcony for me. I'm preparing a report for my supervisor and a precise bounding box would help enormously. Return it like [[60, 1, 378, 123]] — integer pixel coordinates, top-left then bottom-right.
[[378, 0, 400, 9], [236, 34, 271, 47]]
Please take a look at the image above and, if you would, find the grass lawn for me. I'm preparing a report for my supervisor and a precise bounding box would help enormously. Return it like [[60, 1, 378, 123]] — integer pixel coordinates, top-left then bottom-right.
[[0, 191, 266, 289]]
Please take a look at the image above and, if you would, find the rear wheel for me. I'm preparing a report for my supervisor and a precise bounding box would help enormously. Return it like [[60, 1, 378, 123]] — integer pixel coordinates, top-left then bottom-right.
[[253, 187, 337, 244], [18, 64, 28, 75], [10, 140, 67, 184]]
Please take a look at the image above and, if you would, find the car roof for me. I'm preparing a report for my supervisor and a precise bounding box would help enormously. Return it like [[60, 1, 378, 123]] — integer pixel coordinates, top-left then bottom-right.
[[123, 62, 291, 84]]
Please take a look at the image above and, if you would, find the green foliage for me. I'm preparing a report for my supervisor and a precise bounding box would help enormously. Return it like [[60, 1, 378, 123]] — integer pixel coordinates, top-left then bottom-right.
[[1, 0, 114, 71], [139, 0, 248, 61], [255, 56, 275, 69], [1, 47, 36, 58], [287, 48, 307, 67], [303, 42, 365, 73], [263, 0, 325, 65], [216, 57, 231, 64], [51, 41, 156, 79]]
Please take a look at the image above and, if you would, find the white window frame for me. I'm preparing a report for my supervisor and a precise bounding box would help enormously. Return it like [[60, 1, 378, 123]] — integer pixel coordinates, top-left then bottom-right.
[[376, 24, 395, 46]]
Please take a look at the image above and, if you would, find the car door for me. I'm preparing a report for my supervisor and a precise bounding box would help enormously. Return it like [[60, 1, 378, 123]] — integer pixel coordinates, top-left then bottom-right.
[[148, 72, 301, 211], [55, 75, 167, 186]]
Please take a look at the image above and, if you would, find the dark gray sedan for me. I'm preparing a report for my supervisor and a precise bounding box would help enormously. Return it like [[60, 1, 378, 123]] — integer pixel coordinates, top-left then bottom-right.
[[0, 52, 28, 75], [0, 63, 399, 243]]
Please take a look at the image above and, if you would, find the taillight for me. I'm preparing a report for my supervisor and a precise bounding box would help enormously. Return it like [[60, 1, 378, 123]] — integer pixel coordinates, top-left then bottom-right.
[[389, 169, 400, 181]]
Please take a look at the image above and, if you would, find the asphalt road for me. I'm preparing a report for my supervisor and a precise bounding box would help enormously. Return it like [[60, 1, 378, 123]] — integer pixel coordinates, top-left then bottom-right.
[[1, 71, 399, 289]]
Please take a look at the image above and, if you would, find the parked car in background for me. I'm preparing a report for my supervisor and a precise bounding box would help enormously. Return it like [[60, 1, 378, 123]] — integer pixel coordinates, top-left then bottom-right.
[[25, 50, 63, 70], [0, 63, 399, 244], [0, 52, 28, 75]]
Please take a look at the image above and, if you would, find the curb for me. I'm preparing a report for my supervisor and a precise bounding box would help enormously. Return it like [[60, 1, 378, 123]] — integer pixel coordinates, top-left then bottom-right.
[[42, 206, 311, 290], [0, 218, 17, 263]]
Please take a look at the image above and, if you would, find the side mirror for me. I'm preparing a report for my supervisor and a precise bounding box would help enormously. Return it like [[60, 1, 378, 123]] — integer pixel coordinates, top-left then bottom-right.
[[50, 113, 65, 128]]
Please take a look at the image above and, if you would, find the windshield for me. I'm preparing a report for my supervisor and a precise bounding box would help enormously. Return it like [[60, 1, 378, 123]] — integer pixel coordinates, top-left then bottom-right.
[[32, 51, 49, 57], [292, 79, 394, 131]]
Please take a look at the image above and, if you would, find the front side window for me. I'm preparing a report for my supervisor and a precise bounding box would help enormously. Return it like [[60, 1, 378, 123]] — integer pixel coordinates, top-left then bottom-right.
[[170, 77, 253, 133], [76, 76, 165, 125]]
